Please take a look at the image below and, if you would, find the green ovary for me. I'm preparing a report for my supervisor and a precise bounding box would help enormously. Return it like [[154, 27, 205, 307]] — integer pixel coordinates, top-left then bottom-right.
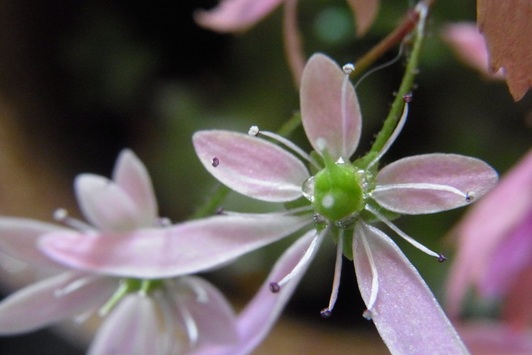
[[312, 162, 364, 222]]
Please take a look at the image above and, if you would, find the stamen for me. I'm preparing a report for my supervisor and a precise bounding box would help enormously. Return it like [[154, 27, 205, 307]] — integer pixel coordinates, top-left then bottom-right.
[[175, 294, 199, 346], [367, 102, 409, 169], [438, 253, 447, 263], [180, 277, 209, 303], [98, 280, 130, 317], [465, 191, 475, 202], [211, 156, 220, 167], [366, 205, 442, 260], [358, 223, 379, 313], [269, 228, 326, 292], [54, 275, 97, 297], [342, 63, 355, 75], [248, 126, 320, 170], [373, 183, 467, 199], [53, 208, 93, 231], [362, 309, 373, 320], [341, 71, 350, 157], [158, 217, 172, 227], [223, 205, 314, 218], [321, 232, 344, 318]]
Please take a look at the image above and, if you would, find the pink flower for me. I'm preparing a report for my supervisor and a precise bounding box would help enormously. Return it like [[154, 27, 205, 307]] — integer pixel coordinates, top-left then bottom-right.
[[195, 0, 379, 36], [188, 53, 497, 353], [0, 150, 238, 353], [447, 150, 532, 326], [442, 22, 504, 79]]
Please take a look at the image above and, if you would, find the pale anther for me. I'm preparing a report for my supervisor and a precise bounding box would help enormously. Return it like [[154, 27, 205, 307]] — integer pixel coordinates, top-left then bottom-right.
[[248, 125, 260, 136], [362, 309, 373, 320], [342, 63, 355, 75]]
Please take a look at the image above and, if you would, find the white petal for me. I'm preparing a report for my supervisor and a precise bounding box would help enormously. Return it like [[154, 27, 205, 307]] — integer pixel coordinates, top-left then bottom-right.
[[300, 53, 362, 160], [0, 272, 115, 334], [113, 149, 158, 225], [40, 213, 310, 278], [75, 174, 146, 231], [353, 223, 468, 354], [191, 230, 320, 355], [373, 153, 498, 214], [193, 130, 309, 202], [0, 217, 66, 268], [88, 294, 166, 355]]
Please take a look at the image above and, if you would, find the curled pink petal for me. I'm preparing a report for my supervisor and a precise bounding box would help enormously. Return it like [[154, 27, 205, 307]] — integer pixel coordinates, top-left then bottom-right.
[[353, 223, 468, 354], [0, 217, 66, 268], [75, 174, 146, 231], [442, 22, 504, 80], [40, 213, 310, 278], [300, 53, 362, 160], [480, 210, 532, 297], [191, 230, 318, 355], [446, 150, 532, 317], [347, 0, 380, 36], [195, 0, 285, 33], [193, 130, 309, 202], [88, 294, 166, 355], [373, 153, 498, 214], [112, 149, 158, 225], [0, 271, 115, 334]]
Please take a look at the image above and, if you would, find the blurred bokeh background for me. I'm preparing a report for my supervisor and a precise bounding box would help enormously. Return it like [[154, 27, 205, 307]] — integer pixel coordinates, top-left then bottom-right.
[[0, 0, 529, 353]]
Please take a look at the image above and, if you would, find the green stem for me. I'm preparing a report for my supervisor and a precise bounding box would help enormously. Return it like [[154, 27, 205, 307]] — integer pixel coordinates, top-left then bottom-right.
[[191, 185, 230, 219], [350, 9, 420, 79], [367, 0, 433, 157]]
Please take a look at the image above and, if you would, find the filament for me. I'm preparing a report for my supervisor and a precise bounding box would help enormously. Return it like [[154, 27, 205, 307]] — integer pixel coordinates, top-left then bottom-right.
[[373, 182, 467, 199], [321, 231, 344, 318], [250, 126, 321, 170], [366, 205, 442, 259], [270, 228, 326, 292], [367, 102, 409, 169], [358, 223, 379, 312]]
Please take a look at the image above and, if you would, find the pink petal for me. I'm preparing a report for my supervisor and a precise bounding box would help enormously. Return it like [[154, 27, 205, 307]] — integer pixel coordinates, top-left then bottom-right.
[[112, 149, 158, 225], [373, 153, 498, 214], [300, 53, 362, 160], [480, 209, 532, 297], [75, 174, 147, 231], [0, 217, 67, 268], [191, 230, 319, 355], [193, 130, 309, 202], [40, 213, 310, 278], [0, 271, 115, 334], [194, 0, 285, 33], [347, 0, 380, 36], [88, 294, 166, 355], [353, 223, 468, 354], [446, 150, 532, 316], [442, 22, 504, 80], [175, 276, 238, 344]]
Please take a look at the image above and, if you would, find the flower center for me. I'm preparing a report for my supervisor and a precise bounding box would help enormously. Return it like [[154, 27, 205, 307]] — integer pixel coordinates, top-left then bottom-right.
[[307, 157, 365, 222]]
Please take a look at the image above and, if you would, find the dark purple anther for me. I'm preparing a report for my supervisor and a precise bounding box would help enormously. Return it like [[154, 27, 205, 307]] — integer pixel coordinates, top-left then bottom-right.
[[437, 253, 447, 263], [212, 157, 220, 167], [403, 92, 413, 102], [320, 308, 332, 319], [269, 282, 281, 293]]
